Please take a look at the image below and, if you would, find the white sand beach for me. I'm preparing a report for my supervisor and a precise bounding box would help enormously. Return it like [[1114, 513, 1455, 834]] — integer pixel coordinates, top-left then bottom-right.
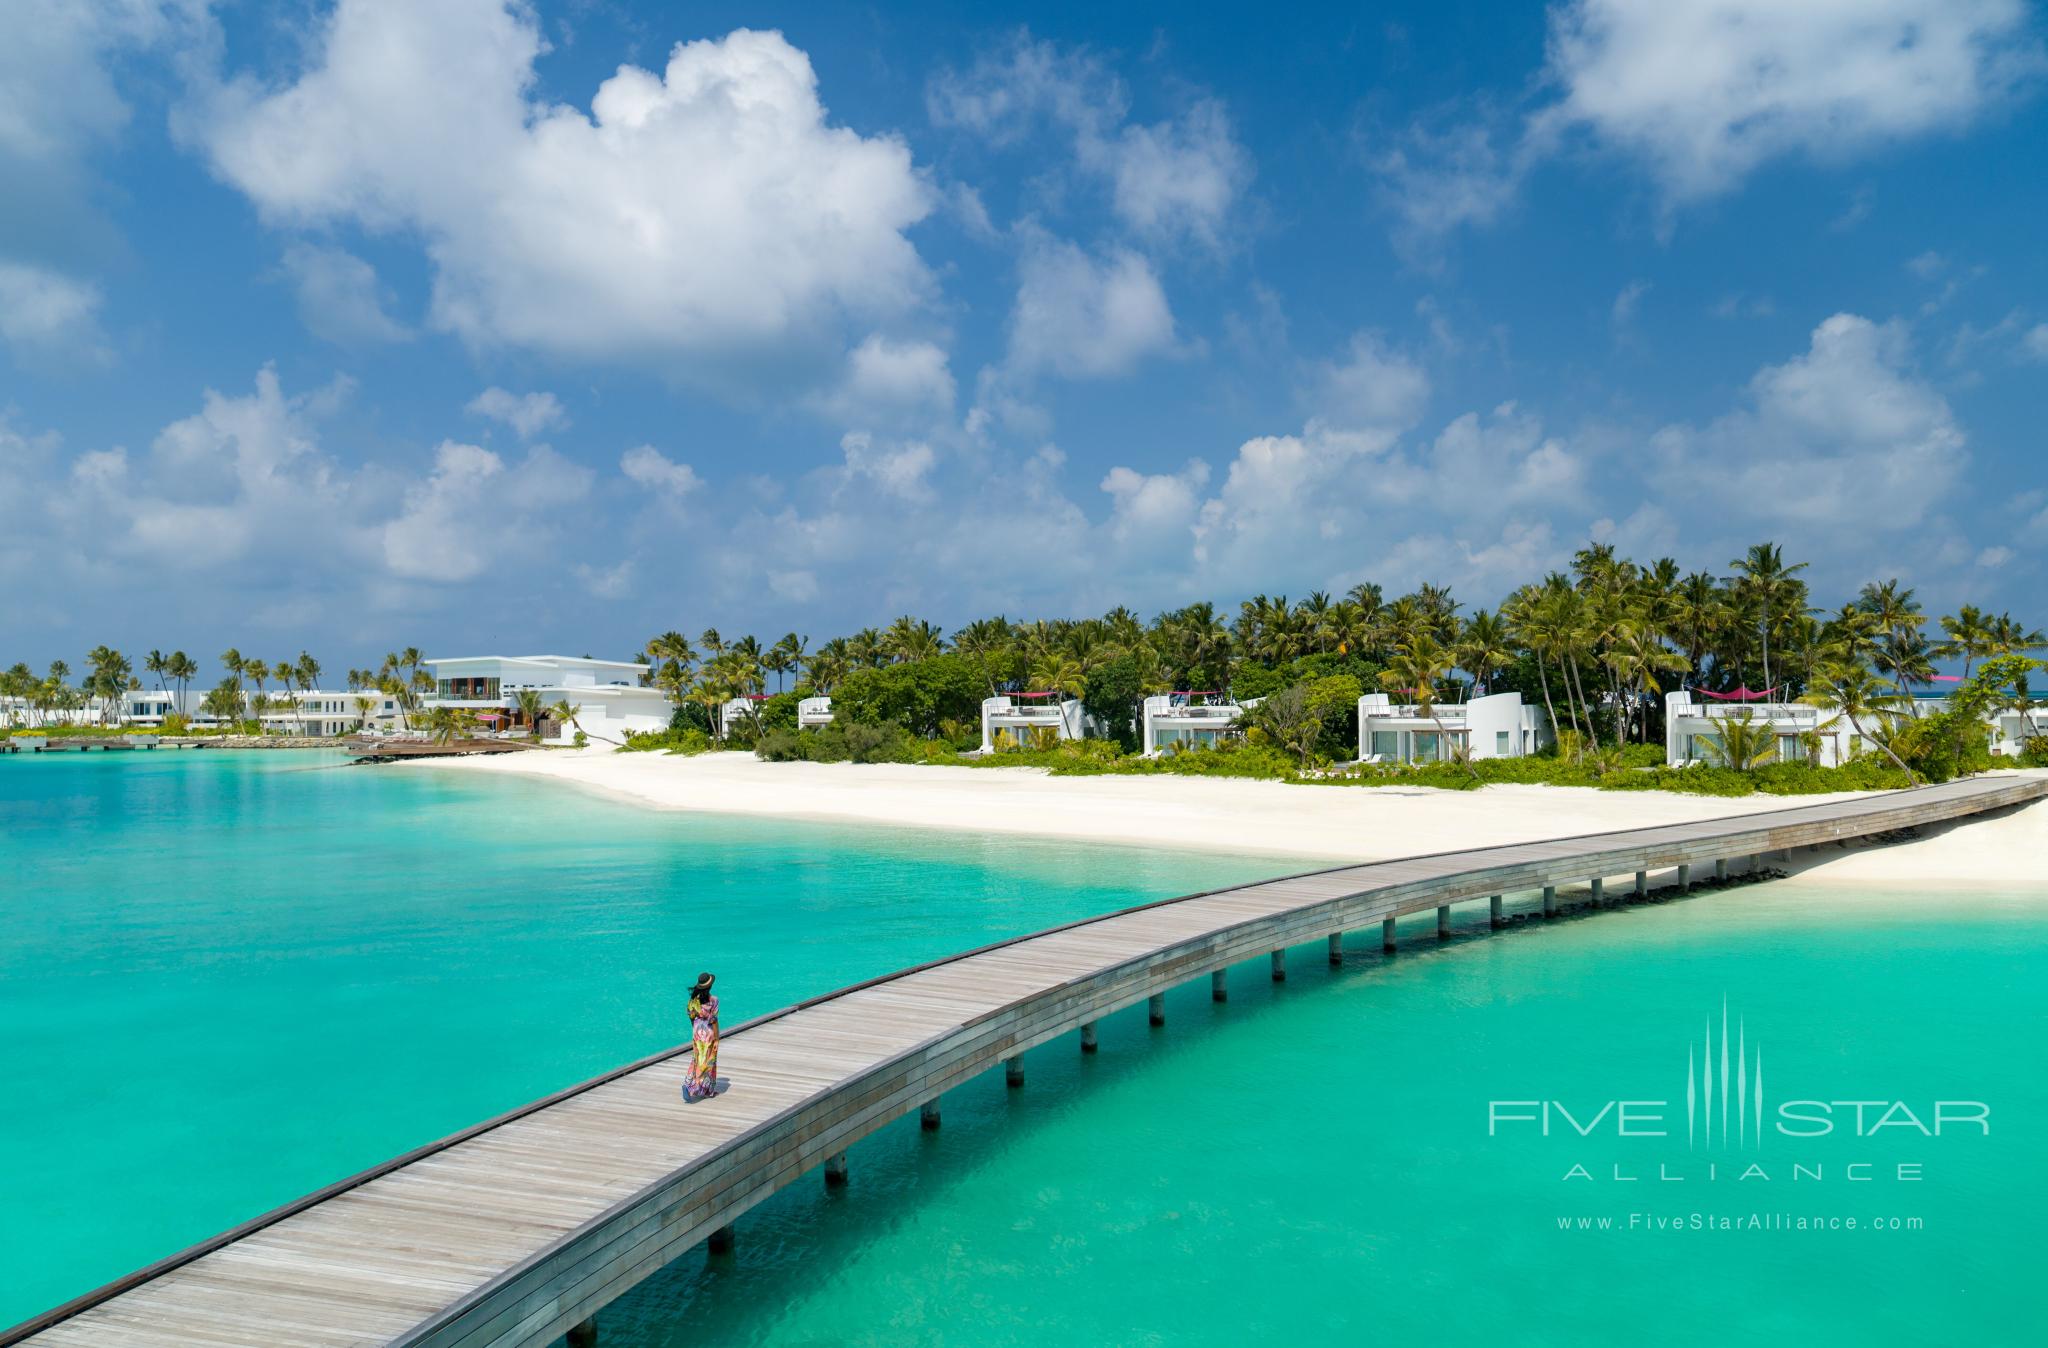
[[413, 749, 2047, 891]]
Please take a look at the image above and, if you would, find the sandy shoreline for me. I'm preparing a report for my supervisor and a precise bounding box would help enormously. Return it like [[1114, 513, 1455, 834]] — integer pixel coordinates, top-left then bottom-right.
[[405, 749, 2048, 891]]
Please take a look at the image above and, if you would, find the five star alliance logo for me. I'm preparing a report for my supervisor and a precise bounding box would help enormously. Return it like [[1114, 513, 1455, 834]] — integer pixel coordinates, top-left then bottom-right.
[[1688, 998, 1763, 1150]]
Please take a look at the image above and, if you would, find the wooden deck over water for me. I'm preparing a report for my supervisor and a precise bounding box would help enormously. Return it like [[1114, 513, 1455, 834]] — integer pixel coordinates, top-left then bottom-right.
[[348, 739, 538, 763], [9, 774, 2044, 1347]]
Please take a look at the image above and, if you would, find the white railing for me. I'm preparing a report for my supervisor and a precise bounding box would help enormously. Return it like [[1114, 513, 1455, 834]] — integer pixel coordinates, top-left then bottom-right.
[[1690, 703, 1820, 722]]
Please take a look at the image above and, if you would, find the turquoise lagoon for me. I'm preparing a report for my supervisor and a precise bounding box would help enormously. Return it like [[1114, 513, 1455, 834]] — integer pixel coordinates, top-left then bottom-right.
[[4, 751, 2044, 1344]]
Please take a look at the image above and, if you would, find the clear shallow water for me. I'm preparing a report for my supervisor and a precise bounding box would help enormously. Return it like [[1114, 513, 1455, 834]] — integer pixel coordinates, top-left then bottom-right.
[[5, 754, 2043, 1345], [0, 750, 1295, 1326], [599, 883, 2048, 1348]]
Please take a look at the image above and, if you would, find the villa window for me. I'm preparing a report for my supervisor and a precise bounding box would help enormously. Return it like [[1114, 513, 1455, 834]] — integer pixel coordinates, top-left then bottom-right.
[[1370, 731, 1399, 760], [1495, 730, 1510, 756], [1412, 731, 1439, 762]]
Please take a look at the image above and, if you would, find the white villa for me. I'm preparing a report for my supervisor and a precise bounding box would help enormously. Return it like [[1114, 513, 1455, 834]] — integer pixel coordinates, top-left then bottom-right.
[[980, 694, 1093, 753], [1664, 690, 1861, 767], [425, 655, 669, 744], [1990, 703, 2047, 757], [798, 696, 834, 729], [1357, 690, 1548, 764], [111, 688, 404, 736], [255, 691, 403, 738], [1140, 692, 1246, 756], [720, 695, 771, 736]]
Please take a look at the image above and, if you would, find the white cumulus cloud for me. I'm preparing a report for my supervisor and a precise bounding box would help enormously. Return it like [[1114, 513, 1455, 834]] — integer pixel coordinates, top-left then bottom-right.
[[929, 32, 1250, 246], [1006, 237, 1176, 379], [0, 261, 108, 361], [182, 6, 936, 382], [1302, 332, 1431, 432], [1538, 0, 2042, 204], [1650, 313, 1964, 531], [1376, 0, 2041, 249], [619, 444, 703, 499], [465, 387, 568, 439]]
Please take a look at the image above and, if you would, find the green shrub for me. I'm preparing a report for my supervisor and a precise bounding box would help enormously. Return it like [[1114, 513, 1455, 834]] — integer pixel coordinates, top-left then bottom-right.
[[1888, 713, 1992, 783], [2018, 737, 2048, 769], [1622, 767, 1756, 796], [759, 691, 802, 732], [833, 655, 983, 737], [755, 728, 804, 761], [753, 722, 915, 764], [622, 726, 712, 754]]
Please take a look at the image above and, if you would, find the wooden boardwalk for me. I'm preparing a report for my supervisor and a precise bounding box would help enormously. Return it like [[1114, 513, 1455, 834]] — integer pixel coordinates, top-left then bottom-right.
[[9, 775, 2044, 1347]]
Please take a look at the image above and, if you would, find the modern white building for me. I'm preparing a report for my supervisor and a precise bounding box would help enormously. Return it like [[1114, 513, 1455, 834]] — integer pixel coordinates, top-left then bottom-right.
[[1664, 691, 1861, 767], [720, 695, 770, 736], [798, 696, 835, 729], [1991, 702, 2048, 757], [425, 655, 669, 744], [255, 691, 404, 738], [1357, 690, 1548, 763], [980, 694, 1092, 753], [1140, 693, 1245, 756], [113, 687, 403, 736]]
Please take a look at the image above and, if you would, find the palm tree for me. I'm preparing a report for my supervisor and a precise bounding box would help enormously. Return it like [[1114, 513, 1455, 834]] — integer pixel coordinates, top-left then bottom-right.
[[423, 705, 476, 746], [1601, 622, 1690, 743], [1297, 591, 1335, 653], [1730, 542, 1809, 692], [883, 615, 945, 663], [514, 688, 547, 741], [1981, 614, 2046, 727], [730, 634, 766, 686], [201, 680, 243, 730], [242, 659, 269, 733], [145, 650, 168, 697], [808, 641, 849, 694], [167, 651, 198, 713], [288, 651, 321, 735], [1935, 605, 1995, 680], [769, 632, 808, 690], [1455, 609, 1514, 701], [85, 646, 131, 724], [1856, 578, 1926, 694], [1381, 633, 1476, 782], [1028, 654, 1087, 701], [1801, 661, 1917, 782], [1700, 710, 1777, 771], [847, 627, 885, 669]]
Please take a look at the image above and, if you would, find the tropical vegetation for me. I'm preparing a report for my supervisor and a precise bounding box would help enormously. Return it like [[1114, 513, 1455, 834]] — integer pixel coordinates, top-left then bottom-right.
[[608, 541, 2046, 787]]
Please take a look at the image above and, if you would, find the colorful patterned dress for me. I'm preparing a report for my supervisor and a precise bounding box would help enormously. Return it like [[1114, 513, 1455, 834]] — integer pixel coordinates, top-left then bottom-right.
[[684, 993, 720, 1100]]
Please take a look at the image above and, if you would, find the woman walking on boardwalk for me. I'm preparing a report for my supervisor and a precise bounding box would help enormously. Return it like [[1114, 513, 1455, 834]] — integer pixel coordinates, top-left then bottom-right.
[[683, 972, 720, 1101]]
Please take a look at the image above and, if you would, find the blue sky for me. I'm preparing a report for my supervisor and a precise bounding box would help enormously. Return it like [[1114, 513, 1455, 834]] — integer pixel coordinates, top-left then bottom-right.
[[2, 0, 2044, 677]]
